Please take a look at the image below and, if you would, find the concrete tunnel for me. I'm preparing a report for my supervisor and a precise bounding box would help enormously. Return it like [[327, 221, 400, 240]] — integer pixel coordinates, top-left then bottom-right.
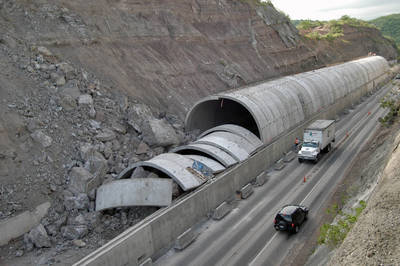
[[185, 56, 390, 144], [96, 56, 390, 210]]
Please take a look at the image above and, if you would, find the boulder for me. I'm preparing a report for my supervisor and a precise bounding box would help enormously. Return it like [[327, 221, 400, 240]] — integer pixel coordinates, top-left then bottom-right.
[[111, 122, 127, 134], [142, 119, 180, 147], [27, 224, 51, 248], [69, 167, 94, 194], [56, 76, 66, 87], [59, 95, 77, 111], [95, 129, 116, 142], [31, 130, 53, 148], [130, 166, 150, 179], [78, 94, 93, 106], [57, 62, 75, 79], [37, 46, 52, 56], [60, 81, 81, 99], [67, 214, 86, 225], [135, 141, 149, 155], [61, 225, 88, 240], [72, 239, 86, 247], [64, 193, 89, 211]]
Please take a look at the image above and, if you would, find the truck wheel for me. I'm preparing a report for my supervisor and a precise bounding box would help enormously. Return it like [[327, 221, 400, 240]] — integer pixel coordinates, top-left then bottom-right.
[[314, 155, 320, 164], [298, 158, 303, 163]]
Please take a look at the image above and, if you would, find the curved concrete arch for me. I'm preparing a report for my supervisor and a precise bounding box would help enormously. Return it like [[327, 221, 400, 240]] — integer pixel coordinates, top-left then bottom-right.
[[185, 56, 389, 145], [193, 139, 245, 162], [195, 133, 251, 161], [116, 153, 206, 191], [172, 143, 238, 167], [182, 154, 225, 174], [198, 124, 263, 150]]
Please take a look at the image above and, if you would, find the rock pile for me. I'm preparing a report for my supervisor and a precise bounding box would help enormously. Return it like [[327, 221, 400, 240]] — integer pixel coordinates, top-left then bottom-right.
[[0, 39, 191, 260]]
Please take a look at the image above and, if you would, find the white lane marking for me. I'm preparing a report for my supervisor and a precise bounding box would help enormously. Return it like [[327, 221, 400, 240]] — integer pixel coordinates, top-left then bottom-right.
[[248, 232, 278, 266]]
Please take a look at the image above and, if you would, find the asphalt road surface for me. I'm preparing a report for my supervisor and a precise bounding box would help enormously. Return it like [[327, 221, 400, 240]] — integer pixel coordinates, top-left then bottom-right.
[[154, 82, 394, 266]]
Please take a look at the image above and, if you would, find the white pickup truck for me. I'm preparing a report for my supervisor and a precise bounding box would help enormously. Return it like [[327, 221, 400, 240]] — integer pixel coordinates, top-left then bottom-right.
[[298, 120, 335, 163]]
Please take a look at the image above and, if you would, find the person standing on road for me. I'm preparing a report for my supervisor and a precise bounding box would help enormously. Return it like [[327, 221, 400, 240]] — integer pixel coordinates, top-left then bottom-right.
[[294, 137, 299, 151]]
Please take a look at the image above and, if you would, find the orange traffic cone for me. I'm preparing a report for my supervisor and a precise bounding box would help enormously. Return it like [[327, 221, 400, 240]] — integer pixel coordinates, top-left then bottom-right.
[[304, 176, 306, 183]]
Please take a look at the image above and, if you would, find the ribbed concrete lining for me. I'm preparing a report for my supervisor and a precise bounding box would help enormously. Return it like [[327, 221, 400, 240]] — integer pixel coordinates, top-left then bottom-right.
[[172, 143, 238, 167], [183, 155, 225, 174], [198, 124, 263, 149], [201, 131, 260, 154], [185, 56, 389, 143], [116, 153, 206, 191]]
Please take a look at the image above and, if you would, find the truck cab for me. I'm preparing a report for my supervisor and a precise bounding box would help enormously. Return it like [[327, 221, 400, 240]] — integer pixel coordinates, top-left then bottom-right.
[[298, 120, 335, 164], [298, 141, 321, 163]]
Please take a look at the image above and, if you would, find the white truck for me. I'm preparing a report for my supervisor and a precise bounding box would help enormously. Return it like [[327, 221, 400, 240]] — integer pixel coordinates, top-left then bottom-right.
[[298, 120, 335, 163]]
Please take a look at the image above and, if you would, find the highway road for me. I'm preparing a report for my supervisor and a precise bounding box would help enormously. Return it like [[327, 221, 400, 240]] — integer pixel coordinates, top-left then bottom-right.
[[154, 82, 394, 266]]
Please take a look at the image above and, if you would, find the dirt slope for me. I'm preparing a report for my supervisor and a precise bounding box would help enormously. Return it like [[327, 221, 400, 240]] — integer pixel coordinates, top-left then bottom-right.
[[328, 129, 400, 265]]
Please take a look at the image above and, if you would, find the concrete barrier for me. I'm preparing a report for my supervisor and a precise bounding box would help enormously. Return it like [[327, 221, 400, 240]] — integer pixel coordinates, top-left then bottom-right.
[[274, 158, 286, 170], [175, 228, 198, 250], [255, 172, 269, 186], [74, 75, 390, 266], [283, 151, 296, 162], [240, 184, 254, 199], [212, 202, 232, 220], [139, 258, 152, 266], [0, 202, 51, 246]]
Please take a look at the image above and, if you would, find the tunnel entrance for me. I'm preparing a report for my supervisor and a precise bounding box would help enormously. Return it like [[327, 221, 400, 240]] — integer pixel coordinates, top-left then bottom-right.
[[185, 98, 260, 138]]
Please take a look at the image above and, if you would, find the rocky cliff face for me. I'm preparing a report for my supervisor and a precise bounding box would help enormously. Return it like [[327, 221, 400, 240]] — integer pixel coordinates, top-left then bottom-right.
[[0, 0, 398, 264]]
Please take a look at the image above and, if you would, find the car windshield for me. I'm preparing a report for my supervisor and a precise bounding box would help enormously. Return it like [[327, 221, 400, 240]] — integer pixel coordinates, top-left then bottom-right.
[[303, 142, 318, 148], [277, 213, 292, 222]]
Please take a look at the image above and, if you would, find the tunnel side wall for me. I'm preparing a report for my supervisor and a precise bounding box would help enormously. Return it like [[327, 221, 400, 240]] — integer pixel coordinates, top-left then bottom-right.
[[74, 68, 391, 266]]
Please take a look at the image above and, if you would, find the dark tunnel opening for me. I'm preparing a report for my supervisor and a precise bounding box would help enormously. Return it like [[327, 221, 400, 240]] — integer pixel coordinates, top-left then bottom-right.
[[186, 98, 260, 138]]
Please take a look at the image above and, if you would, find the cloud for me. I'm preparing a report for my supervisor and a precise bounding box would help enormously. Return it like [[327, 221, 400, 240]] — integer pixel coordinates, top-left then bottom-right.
[[270, 0, 400, 20]]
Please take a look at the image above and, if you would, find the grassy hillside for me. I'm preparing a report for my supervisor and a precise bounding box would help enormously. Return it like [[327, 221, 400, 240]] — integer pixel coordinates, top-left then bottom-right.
[[294, 15, 376, 41], [370, 14, 400, 46]]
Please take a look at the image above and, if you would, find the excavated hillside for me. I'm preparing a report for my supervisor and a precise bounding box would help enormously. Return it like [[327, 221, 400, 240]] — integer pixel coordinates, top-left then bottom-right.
[[0, 0, 398, 265]]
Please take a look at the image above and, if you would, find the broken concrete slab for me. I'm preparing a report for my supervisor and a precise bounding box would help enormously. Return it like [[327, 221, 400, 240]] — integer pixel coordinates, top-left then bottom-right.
[[95, 178, 172, 211], [0, 202, 51, 246]]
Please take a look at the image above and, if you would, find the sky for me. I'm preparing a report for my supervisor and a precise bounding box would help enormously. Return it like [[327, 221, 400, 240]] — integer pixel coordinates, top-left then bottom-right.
[[269, 0, 400, 21]]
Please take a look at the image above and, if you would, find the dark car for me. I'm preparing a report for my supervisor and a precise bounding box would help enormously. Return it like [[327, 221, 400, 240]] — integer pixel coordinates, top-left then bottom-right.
[[396, 74, 400, 80], [274, 205, 309, 233]]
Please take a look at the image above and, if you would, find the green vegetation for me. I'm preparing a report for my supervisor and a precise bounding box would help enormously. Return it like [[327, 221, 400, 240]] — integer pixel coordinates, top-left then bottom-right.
[[294, 15, 376, 41], [370, 14, 400, 46], [379, 93, 400, 126], [318, 201, 367, 248]]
